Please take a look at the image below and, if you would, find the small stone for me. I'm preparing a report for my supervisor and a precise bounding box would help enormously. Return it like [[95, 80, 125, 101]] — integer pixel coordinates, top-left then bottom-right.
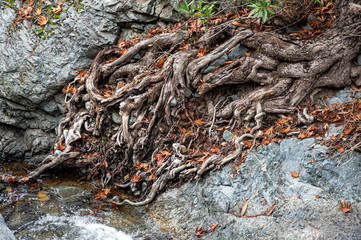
[[222, 130, 234, 142], [193, 93, 201, 98], [170, 97, 177, 107], [54, 150, 62, 156], [112, 112, 121, 124], [133, 53, 142, 60], [231, 94, 239, 101], [185, 87, 193, 98], [129, 116, 136, 125], [85, 101, 91, 110]]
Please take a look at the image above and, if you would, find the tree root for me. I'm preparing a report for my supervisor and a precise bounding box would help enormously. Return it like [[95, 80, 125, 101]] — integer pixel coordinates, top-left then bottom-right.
[[28, 1, 361, 207]]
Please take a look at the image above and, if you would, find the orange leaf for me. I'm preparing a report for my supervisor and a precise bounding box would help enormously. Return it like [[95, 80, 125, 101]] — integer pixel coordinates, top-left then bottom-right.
[[195, 226, 206, 238], [290, 171, 299, 178], [56, 141, 66, 151], [131, 173, 142, 183], [194, 118, 206, 125], [210, 146, 221, 154], [339, 200, 352, 213], [243, 140, 252, 148], [38, 16, 48, 25], [156, 58, 165, 68], [209, 224, 218, 232], [52, 5, 62, 14]]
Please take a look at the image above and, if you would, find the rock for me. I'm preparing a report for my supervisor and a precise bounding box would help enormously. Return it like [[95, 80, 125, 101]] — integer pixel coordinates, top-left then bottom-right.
[[285, 25, 302, 34], [228, 44, 248, 60], [357, 54, 361, 66], [185, 87, 193, 98], [201, 53, 228, 74], [54, 150, 62, 156], [0, 214, 16, 240], [149, 137, 361, 239], [170, 97, 177, 107], [51, 186, 90, 199], [222, 130, 234, 142], [85, 101, 91, 111], [0, 0, 181, 162], [303, 24, 312, 30], [112, 112, 121, 124]]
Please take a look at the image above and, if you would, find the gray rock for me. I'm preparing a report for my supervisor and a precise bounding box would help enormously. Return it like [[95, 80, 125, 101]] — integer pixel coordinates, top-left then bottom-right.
[[170, 97, 177, 107], [303, 24, 312, 30], [112, 112, 121, 124], [149, 137, 361, 239], [222, 130, 234, 142], [0, 0, 181, 162], [357, 54, 361, 66], [228, 44, 248, 60], [285, 25, 302, 34], [0, 214, 16, 240], [201, 53, 228, 74], [185, 87, 193, 98]]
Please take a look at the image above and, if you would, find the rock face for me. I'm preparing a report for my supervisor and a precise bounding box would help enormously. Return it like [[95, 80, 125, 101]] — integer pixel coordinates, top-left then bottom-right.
[[0, 214, 16, 240], [0, 0, 178, 163], [148, 137, 361, 239], [147, 89, 361, 239]]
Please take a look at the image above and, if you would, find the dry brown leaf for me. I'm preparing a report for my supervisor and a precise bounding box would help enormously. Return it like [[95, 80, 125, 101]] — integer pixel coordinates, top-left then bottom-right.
[[52, 5, 62, 14], [156, 58, 165, 68], [240, 198, 250, 216], [290, 171, 299, 178], [38, 16, 48, 25], [339, 200, 352, 213]]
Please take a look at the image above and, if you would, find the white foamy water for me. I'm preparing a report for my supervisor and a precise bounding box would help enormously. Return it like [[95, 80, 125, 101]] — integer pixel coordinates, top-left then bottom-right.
[[20, 213, 133, 240]]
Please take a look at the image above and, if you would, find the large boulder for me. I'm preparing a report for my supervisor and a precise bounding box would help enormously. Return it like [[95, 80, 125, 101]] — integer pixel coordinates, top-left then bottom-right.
[[0, 0, 178, 163], [148, 137, 361, 239]]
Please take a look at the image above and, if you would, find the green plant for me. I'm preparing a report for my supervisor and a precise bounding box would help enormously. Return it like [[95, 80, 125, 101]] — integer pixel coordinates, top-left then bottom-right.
[[178, 0, 216, 31], [247, 0, 280, 24]]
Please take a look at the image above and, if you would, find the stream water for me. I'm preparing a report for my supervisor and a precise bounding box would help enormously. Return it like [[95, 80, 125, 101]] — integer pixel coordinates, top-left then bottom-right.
[[0, 161, 176, 240]]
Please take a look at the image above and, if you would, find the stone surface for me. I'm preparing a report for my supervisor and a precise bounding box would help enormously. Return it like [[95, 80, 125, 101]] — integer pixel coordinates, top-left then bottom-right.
[[228, 43, 248, 60], [148, 137, 361, 239], [201, 53, 229, 74], [222, 130, 234, 142], [0, 0, 179, 163], [0, 214, 16, 240]]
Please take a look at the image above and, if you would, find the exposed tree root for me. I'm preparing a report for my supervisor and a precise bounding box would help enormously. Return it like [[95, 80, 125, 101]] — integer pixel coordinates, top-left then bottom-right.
[[26, 0, 360, 206]]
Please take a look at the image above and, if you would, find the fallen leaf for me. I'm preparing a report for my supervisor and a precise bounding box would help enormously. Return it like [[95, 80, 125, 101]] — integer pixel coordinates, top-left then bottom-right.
[[194, 118, 206, 125], [339, 200, 352, 213], [195, 226, 206, 238], [52, 5, 62, 14], [38, 16, 48, 25], [240, 198, 250, 216], [156, 58, 165, 68], [209, 224, 218, 232], [290, 171, 299, 178]]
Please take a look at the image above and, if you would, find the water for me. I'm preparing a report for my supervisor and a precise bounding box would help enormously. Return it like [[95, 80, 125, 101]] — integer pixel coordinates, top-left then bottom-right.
[[0, 161, 176, 240], [19, 212, 133, 240]]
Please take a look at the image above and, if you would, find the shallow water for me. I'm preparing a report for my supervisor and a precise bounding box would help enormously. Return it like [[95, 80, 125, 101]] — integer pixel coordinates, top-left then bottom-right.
[[0, 161, 176, 240]]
